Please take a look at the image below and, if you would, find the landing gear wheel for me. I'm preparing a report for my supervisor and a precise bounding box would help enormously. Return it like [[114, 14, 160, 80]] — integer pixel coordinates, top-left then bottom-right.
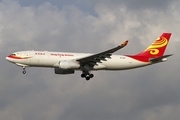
[[22, 66, 26, 74], [81, 73, 86, 78], [89, 74, 94, 78], [86, 77, 90, 81], [22, 70, 26, 74], [81, 71, 94, 80]]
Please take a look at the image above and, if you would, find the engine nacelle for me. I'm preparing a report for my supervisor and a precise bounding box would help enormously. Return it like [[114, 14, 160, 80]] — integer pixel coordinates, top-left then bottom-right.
[[59, 60, 80, 69], [54, 68, 74, 74]]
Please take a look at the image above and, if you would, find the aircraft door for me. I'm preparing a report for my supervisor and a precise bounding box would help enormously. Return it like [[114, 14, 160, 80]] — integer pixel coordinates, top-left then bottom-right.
[[38, 52, 50, 66], [21, 51, 30, 64], [29, 51, 39, 66]]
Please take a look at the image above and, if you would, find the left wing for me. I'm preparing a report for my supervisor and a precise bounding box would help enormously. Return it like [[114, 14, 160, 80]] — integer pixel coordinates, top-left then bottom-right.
[[76, 41, 128, 66]]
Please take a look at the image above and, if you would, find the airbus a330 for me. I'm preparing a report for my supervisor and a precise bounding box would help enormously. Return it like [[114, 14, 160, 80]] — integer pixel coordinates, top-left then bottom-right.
[[6, 33, 172, 80]]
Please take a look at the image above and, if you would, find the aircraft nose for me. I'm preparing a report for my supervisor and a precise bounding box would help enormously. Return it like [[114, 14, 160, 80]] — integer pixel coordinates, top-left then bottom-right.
[[6, 56, 11, 61]]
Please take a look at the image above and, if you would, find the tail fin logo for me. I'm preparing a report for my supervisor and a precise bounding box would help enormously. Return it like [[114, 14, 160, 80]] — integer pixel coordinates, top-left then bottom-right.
[[144, 37, 168, 55]]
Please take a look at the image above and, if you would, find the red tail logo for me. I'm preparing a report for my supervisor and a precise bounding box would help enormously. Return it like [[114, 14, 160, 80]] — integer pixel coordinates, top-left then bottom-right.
[[135, 33, 171, 58]]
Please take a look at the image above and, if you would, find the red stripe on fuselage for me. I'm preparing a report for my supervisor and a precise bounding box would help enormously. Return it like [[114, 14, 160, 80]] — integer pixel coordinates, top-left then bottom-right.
[[7, 55, 32, 59]]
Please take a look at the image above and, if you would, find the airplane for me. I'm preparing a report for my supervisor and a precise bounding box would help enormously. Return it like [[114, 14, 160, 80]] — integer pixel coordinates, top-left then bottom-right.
[[6, 33, 172, 81]]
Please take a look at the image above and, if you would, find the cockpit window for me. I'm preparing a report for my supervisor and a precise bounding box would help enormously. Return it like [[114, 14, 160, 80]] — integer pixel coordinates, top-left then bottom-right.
[[11, 54, 16, 56]]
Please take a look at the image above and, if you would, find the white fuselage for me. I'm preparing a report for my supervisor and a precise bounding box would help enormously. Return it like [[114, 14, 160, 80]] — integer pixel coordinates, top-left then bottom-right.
[[5, 33, 172, 80], [6, 51, 151, 71]]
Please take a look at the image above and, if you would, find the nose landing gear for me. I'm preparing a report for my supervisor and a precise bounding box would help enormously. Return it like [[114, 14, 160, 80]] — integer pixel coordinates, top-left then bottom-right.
[[22, 67, 26, 74], [81, 71, 94, 81]]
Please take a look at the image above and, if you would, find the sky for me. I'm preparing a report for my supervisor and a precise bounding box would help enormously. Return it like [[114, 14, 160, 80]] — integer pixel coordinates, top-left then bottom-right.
[[0, 0, 180, 120]]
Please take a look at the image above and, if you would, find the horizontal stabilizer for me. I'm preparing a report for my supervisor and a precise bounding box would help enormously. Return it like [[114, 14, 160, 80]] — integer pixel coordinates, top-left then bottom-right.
[[149, 54, 173, 63]]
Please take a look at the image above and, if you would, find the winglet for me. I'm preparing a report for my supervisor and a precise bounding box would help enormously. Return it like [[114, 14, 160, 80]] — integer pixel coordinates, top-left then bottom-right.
[[121, 40, 128, 46]]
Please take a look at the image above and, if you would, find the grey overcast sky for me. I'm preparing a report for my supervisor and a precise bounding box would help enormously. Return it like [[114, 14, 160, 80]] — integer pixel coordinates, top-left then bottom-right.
[[0, 0, 180, 120]]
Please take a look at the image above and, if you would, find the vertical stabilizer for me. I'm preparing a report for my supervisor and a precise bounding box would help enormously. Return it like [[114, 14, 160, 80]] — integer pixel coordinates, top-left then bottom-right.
[[135, 33, 171, 58]]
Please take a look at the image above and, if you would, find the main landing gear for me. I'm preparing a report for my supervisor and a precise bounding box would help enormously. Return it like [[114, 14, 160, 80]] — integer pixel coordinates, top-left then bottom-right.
[[81, 71, 94, 81], [22, 66, 26, 74]]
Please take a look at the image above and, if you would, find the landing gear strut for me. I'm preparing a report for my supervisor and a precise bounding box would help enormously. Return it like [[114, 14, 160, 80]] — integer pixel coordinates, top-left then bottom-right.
[[81, 71, 94, 81], [22, 67, 26, 74]]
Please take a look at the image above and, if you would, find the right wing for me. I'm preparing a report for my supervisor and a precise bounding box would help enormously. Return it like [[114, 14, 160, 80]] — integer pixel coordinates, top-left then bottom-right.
[[76, 41, 128, 66]]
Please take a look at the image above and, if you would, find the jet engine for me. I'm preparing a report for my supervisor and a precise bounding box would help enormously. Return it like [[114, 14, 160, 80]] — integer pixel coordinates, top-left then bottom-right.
[[54, 68, 74, 74], [59, 60, 80, 69]]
